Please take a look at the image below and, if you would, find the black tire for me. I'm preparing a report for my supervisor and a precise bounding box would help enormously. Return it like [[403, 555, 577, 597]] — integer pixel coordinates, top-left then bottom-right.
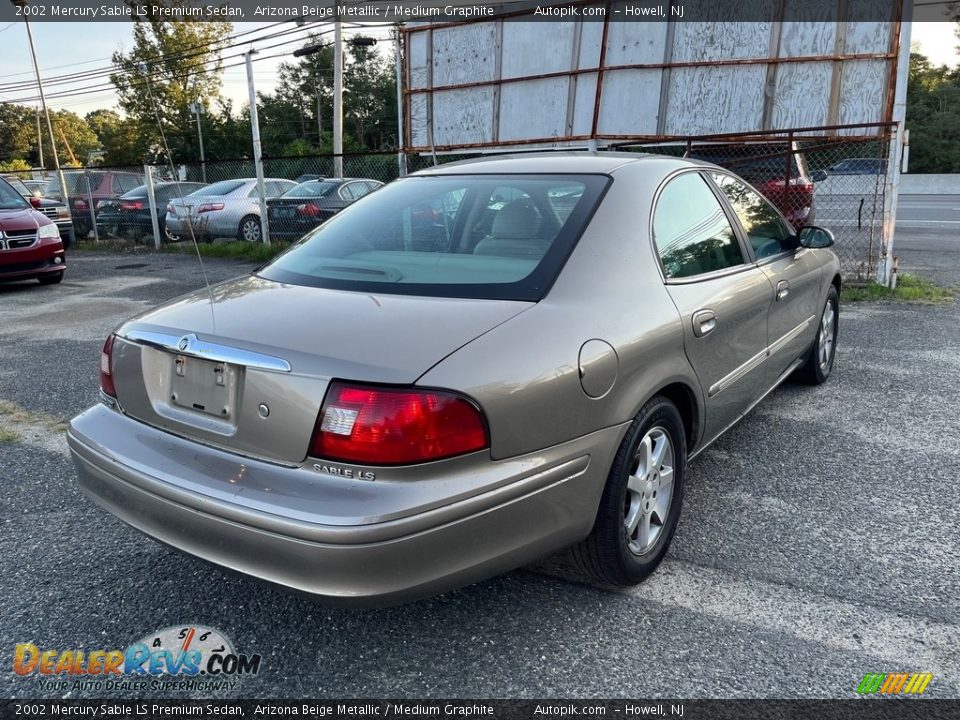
[[38, 271, 64, 285], [571, 395, 687, 586], [795, 285, 838, 385], [237, 215, 261, 243]]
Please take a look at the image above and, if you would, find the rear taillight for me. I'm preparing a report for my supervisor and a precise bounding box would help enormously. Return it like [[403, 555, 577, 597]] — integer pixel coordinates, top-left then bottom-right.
[[310, 382, 488, 465], [120, 200, 143, 210], [74, 199, 88, 210], [198, 203, 224, 213], [99, 334, 117, 398], [296, 202, 321, 217]]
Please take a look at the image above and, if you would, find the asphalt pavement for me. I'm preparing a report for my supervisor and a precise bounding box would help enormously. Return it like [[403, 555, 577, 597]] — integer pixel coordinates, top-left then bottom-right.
[[1, 250, 958, 699], [895, 194, 960, 286]]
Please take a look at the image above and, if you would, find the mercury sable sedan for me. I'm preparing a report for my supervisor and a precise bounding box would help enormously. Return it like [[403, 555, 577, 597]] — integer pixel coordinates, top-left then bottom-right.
[[68, 153, 840, 606]]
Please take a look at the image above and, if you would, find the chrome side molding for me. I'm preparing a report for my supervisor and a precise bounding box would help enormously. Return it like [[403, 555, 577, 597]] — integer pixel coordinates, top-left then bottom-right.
[[124, 329, 292, 373]]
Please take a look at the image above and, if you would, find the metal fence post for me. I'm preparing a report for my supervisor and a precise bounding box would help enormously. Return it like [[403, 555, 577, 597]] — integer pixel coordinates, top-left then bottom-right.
[[84, 170, 99, 243], [144, 165, 162, 250]]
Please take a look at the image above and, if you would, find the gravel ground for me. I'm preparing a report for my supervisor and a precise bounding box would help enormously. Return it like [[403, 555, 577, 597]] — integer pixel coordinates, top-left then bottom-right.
[[1, 250, 957, 700]]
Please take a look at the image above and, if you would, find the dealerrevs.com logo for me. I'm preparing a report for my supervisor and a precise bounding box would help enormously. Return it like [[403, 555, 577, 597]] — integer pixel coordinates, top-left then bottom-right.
[[13, 625, 261, 693]]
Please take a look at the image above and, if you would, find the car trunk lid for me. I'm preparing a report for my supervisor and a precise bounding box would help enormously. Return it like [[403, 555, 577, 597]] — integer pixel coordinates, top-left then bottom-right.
[[110, 274, 531, 464]]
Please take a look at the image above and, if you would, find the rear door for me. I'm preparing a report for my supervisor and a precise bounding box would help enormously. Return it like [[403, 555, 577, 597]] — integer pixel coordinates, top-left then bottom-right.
[[710, 172, 822, 382], [653, 171, 773, 442]]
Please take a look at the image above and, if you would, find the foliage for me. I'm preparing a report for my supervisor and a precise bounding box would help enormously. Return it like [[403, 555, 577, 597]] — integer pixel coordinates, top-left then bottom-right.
[[905, 51, 960, 173], [0, 159, 32, 173], [110, 4, 233, 164], [841, 273, 957, 303]]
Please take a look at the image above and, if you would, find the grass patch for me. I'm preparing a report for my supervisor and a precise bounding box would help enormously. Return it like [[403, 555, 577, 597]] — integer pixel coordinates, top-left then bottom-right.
[[0, 399, 67, 432], [841, 273, 957, 304], [73, 239, 288, 263], [0, 428, 21, 444], [162, 241, 288, 263]]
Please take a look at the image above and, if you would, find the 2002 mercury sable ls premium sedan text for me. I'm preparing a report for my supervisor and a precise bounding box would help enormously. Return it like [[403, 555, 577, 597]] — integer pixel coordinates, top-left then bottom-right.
[[68, 153, 841, 606]]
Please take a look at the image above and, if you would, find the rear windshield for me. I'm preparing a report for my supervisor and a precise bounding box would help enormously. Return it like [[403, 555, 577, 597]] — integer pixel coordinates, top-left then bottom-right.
[[283, 180, 340, 198], [259, 174, 609, 301], [188, 180, 245, 196], [46, 172, 106, 198], [0, 178, 30, 210]]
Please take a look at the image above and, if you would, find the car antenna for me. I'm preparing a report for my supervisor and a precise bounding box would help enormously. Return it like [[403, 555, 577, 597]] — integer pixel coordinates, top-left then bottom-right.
[[138, 61, 216, 334]]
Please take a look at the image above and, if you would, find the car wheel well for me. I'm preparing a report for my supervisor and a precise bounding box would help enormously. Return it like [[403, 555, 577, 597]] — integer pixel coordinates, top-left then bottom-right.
[[832, 273, 842, 293], [652, 382, 698, 452]]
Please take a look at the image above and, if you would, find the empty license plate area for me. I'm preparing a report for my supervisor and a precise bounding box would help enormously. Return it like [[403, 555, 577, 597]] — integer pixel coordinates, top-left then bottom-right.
[[170, 354, 238, 420]]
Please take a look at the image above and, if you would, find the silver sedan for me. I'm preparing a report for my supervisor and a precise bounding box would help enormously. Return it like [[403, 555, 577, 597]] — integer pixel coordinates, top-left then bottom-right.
[[165, 178, 296, 243], [69, 153, 840, 606]]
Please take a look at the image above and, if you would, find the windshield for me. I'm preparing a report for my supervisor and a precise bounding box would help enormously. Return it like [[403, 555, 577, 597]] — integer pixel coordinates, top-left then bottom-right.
[[45, 172, 106, 198], [4, 177, 30, 196], [283, 181, 340, 198], [259, 174, 609, 301], [188, 180, 245, 196], [0, 179, 30, 210]]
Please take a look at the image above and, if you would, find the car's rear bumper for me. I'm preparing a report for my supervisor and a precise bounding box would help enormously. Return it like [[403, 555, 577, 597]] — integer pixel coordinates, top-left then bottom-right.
[[68, 403, 623, 606]]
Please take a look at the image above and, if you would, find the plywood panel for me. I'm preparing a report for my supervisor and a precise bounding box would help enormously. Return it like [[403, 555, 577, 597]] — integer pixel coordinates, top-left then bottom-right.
[[672, 22, 771, 62], [604, 21, 667, 65], [501, 21, 576, 78], [407, 31, 428, 90], [665, 66, 767, 135], [571, 73, 598, 136], [771, 62, 833, 128], [432, 88, 496, 146], [499, 78, 570, 140], [409, 94, 429, 147], [838, 59, 888, 127], [431, 23, 498, 86], [596, 70, 662, 135]]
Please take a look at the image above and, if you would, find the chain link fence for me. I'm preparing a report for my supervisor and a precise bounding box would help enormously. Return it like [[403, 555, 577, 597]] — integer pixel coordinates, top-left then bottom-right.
[[61, 126, 893, 282]]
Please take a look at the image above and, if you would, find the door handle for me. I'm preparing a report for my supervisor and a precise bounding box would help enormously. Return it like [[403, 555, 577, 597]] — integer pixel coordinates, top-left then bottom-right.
[[692, 309, 717, 338], [776, 281, 790, 301]]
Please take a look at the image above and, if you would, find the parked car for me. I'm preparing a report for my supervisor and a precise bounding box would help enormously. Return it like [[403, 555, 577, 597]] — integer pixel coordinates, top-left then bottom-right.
[[811, 157, 887, 181], [3, 174, 74, 248], [44, 169, 144, 237], [22, 179, 48, 197], [267, 178, 383, 240], [97, 182, 208, 241], [687, 142, 816, 227], [68, 153, 840, 606], [165, 178, 297, 243], [0, 176, 66, 285]]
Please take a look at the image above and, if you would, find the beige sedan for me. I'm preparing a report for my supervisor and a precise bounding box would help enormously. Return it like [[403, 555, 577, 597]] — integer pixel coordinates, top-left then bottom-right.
[[68, 153, 840, 606]]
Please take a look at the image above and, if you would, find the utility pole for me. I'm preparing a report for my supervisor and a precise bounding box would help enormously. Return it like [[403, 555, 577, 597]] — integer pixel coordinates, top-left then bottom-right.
[[12, 0, 68, 207], [394, 27, 407, 177], [245, 48, 270, 244], [189, 100, 207, 183], [333, 20, 343, 179]]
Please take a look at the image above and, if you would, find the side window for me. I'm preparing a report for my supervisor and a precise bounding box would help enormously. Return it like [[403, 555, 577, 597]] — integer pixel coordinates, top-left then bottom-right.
[[338, 183, 359, 201], [653, 173, 744, 279], [711, 173, 792, 260]]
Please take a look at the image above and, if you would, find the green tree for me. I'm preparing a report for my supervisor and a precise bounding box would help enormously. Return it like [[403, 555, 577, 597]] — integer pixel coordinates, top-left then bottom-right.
[[85, 109, 144, 166], [110, 3, 232, 163], [905, 51, 960, 172]]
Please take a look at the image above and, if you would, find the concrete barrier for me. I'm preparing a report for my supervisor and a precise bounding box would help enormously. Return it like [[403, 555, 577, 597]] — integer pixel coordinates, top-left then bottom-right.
[[900, 174, 960, 195]]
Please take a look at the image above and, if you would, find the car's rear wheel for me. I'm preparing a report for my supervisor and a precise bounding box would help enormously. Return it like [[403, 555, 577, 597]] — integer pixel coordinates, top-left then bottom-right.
[[238, 215, 261, 243], [795, 285, 838, 385], [38, 271, 63, 285], [572, 395, 687, 585]]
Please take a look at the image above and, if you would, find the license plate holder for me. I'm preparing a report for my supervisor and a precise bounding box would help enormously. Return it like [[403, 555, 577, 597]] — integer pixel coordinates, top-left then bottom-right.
[[170, 355, 237, 420]]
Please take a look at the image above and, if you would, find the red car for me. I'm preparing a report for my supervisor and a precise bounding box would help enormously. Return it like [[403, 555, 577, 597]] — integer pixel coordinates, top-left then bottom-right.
[[0, 176, 66, 285]]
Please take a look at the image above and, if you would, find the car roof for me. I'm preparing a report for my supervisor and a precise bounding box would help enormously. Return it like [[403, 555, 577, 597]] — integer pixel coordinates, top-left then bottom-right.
[[413, 151, 700, 176]]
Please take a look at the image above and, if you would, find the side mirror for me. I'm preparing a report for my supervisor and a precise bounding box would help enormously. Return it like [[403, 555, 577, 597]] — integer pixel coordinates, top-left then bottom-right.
[[798, 225, 835, 249], [29, 196, 42, 209], [811, 170, 828, 182]]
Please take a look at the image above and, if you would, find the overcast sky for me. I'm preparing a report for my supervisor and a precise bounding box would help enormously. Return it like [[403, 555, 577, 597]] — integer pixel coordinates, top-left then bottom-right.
[[0, 21, 956, 117]]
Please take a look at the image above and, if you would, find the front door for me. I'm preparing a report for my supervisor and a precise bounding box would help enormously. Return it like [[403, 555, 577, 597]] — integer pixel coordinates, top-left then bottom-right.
[[653, 171, 774, 442]]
